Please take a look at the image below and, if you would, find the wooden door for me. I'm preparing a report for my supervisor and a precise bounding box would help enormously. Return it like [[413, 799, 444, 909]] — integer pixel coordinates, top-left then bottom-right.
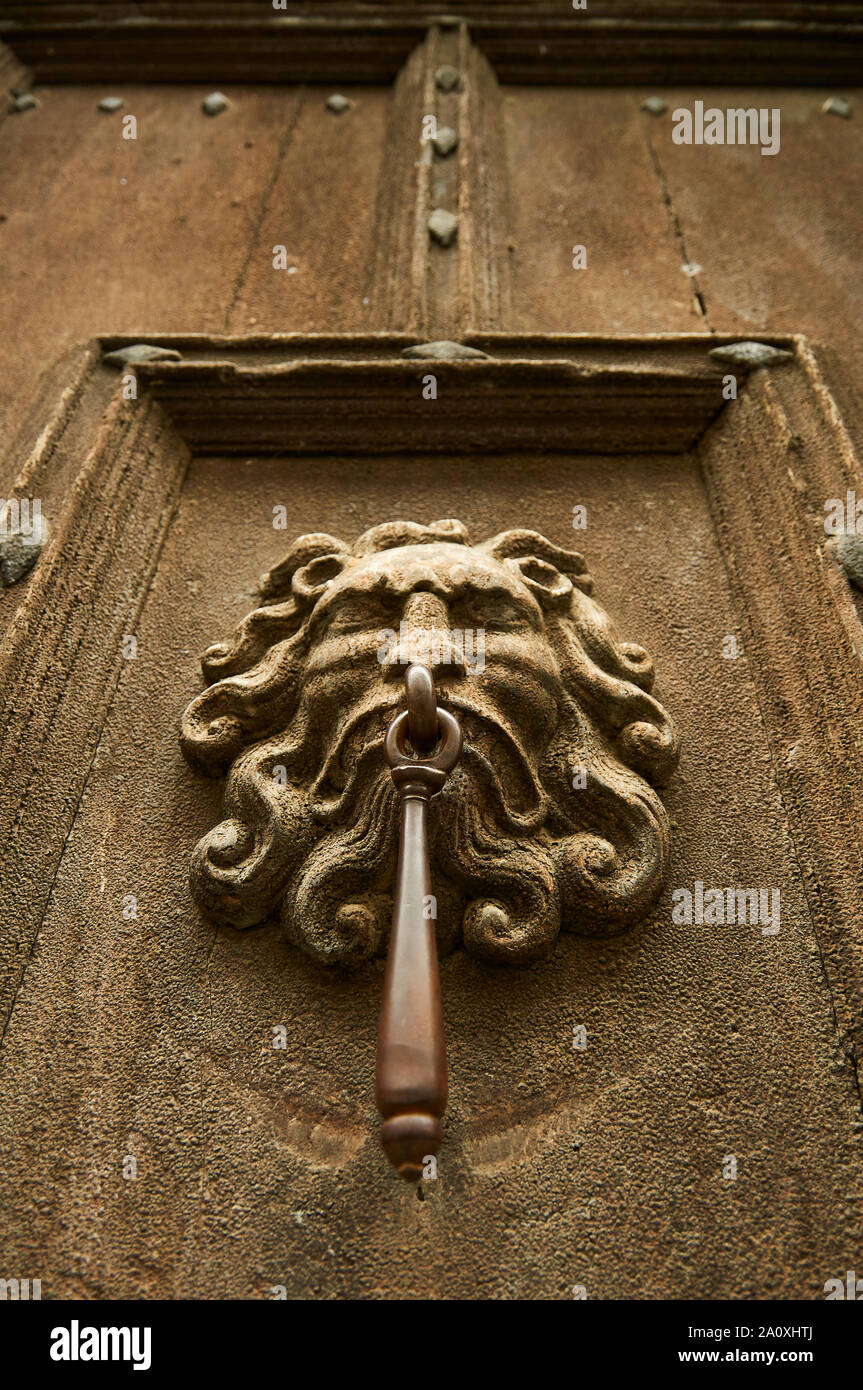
[[1, 2, 862, 1303]]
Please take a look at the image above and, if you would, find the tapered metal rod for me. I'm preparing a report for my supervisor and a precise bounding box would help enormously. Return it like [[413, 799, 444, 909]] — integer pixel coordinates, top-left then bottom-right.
[[376, 774, 445, 1178], [376, 669, 461, 1180]]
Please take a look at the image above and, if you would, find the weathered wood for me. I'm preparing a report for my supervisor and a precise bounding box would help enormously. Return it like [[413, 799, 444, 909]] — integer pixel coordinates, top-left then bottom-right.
[[1, 82, 860, 460], [0, 36, 29, 107], [1, 14, 863, 1298], [1, 337, 860, 1296], [222, 87, 391, 335], [639, 89, 863, 458], [0, 86, 313, 459], [502, 89, 704, 334], [700, 342, 863, 1087], [126, 332, 747, 454], [367, 26, 511, 337], [0, 384, 190, 1030], [457, 33, 512, 333], [3, 2, 862, 85]]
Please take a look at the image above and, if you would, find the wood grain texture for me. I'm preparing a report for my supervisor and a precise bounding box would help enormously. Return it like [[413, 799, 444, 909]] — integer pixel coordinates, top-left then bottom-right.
[[2, 81, 862, 460], [1, 367, 860, 1296], [457, 34, 512, 333], [502, 89, 705, 335], [0, 383, 190, 1033], [367, 25, 511, 336], [222, 86, 391, 335], [1, 20, 863, 1293], [637, 89, 863, 457], [0, 84, 389, 458], [365, 36, 433, 332], [500, 85, 863, 464]]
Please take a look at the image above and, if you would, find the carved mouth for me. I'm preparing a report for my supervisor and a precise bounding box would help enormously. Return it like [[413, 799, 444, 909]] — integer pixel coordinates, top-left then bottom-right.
[[439, 697, 518, 755], [435, 695, 548, 825], [314, 684, 545, 826]]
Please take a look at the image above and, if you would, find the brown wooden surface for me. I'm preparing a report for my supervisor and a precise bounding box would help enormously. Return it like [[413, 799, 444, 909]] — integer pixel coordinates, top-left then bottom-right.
[[0, 81, 388, 472], [1, 412, 859, 1297], [0, 339, 861, 1296], [1, 19, 863, 1301], [4, 81, 862, 464], [128, 334, 742, 454]]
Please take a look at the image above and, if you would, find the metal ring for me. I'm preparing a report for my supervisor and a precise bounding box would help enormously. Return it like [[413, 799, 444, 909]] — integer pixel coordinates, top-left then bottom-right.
[[404, 663, 439, 756], [385, 707, 462, 773]]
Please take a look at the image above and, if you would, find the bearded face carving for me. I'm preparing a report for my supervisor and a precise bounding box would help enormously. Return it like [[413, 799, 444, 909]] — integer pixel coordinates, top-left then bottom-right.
[[180, 519, 679, 966]]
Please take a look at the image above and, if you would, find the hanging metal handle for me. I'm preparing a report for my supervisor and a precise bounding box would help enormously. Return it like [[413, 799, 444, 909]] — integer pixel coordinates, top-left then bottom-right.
[[376, 664, 462, 1180]]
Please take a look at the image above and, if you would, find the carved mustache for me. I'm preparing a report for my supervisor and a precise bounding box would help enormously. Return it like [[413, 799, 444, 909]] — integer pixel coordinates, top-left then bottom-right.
[[439, 695, 549, 830], [310, 687, 549, 831]]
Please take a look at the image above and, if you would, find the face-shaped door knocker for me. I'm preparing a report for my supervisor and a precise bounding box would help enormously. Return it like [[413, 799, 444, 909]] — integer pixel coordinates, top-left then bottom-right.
[[181, 519, 679, 1178]]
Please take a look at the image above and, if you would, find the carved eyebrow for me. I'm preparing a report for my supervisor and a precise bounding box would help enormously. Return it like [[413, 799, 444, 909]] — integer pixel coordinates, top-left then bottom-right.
[[449, 582, 541, 617], [309, 570, 541, 630], [330, 591, 391, 608], [308, 587, 399, 633]]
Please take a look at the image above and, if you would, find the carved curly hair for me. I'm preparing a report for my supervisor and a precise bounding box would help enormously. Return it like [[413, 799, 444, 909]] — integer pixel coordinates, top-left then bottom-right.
[[180, 520, 679, 965]]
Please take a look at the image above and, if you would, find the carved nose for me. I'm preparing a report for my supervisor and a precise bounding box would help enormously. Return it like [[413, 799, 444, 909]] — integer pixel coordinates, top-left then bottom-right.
[[383, 592, 466, 680]]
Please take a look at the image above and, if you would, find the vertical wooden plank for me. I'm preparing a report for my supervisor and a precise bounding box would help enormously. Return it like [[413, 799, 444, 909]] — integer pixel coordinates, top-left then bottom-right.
[[647, 88, 863, 449], [366, 26, 512, 338], [502, 89, 701, 333], [223, 86, 391, 334], [0, 85, 302, 458]]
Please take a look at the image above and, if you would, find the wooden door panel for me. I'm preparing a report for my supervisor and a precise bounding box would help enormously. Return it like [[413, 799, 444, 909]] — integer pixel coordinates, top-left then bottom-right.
[[0, 82, 391, 464], [2, 3, 863, 1308], [1, 336, 860, 1297]]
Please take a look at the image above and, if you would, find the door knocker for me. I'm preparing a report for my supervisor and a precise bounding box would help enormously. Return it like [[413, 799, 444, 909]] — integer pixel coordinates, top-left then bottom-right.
[[377, 663, 460, 1179], [180, 518, 679, 1179]]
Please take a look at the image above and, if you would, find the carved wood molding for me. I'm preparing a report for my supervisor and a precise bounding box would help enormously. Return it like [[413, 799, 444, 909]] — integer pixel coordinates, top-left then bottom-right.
[[109, 331, 762, 454], [0, 383, 190, 1030], [699, 345, 863, 1098], [2, 3, 862, 84], [0, 32, 28, 92]]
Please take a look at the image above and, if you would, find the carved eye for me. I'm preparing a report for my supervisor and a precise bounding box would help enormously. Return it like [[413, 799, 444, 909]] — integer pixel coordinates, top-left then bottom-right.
[[448, 594, 523, 632], [480, 597, 530, 630], [324, 595, 394, 635]]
